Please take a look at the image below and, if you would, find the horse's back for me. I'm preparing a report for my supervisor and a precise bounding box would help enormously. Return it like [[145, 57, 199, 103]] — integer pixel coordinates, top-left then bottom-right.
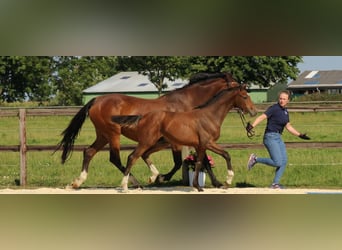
[[90, 93, 161, 118]]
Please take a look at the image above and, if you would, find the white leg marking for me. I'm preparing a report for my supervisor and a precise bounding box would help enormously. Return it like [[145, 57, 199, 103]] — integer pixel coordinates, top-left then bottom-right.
[[80, 170, 88, 181], [226, 170, 235, 185], [148, 164, 159, 183], [121, 175, 129, 192], [71, 170, 88, 188]]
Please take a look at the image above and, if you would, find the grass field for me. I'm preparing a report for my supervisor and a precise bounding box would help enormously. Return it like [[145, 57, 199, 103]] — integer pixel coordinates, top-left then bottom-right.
[[0, 111, 341, 189]]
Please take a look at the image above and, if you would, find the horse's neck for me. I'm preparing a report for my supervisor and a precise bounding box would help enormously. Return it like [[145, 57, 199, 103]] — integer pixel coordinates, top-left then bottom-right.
[[165, 81, 226, 106], [205, 92, 236, 123], [194, 80, 226, 99]]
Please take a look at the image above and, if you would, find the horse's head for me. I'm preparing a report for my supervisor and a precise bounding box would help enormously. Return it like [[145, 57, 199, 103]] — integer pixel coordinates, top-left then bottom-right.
[[234, 84, 258, 117]]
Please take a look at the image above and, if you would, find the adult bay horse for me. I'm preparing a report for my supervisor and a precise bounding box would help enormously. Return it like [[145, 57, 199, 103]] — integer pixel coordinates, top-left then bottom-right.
[[56, 72, 239, 188], [112, 84, 258, 192]]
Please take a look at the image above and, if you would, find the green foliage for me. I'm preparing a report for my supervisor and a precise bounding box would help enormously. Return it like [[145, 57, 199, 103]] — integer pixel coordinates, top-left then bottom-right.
[[115, 56, 303, 95], [0, 56, 53, 102], [51, 56, 119, 105], [1, 56, 302, 105], [293, 93, 342, 102], [118, 56, 188, 96], [184, 56, 302, 86]]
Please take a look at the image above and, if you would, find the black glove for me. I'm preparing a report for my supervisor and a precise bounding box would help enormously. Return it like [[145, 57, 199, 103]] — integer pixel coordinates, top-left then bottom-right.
[[299, 133, 310, 140], [246, 122, 254, 133]]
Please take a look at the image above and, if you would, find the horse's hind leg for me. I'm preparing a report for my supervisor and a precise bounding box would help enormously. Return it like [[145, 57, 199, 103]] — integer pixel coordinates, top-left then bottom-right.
[[109, 149, 141, 188], [107, 134, 141, 187], [159, 149, 183, 182], [71, 137, 107, 189], [122, 145, 150, 192], [140, 139, 173, 184]]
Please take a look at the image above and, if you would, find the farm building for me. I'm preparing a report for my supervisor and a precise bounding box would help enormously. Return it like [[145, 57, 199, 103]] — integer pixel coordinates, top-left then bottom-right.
[[247, 84, 268, 103], [82, 71, 188, 104], [82, 71, 274, 104], [287, 70, 342, 97], [247, 83, 288, 103]]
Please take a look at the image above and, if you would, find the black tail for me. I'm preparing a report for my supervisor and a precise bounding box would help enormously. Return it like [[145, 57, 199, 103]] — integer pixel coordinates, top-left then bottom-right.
[[111, 115, 141, 127], [55, 98, 96, 164]]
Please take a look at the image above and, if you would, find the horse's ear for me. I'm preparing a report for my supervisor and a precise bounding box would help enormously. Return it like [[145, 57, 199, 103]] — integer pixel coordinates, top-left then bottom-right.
[[240, 83, 247, 89]]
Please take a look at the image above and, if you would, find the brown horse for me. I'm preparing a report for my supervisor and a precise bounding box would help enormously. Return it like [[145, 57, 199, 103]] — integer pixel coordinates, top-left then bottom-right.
[[112, 84, 257, 192], [56, 72, 239, 188]]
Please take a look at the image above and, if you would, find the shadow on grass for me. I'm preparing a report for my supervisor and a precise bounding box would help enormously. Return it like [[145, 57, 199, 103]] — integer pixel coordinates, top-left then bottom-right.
[[235, 182, 256, 188]]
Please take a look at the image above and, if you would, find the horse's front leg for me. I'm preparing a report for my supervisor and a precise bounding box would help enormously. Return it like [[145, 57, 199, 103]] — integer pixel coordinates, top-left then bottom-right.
[[203, 154, 223, 188], [192, 150, 206, 192], [221, 150, 234, 187], [193, 160, 204, 192], [207, 143, 234, 188]]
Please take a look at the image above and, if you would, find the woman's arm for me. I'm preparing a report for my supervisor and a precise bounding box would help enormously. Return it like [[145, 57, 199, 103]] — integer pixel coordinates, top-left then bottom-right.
[[285, 122, 310, 139], [285, 122, 301, 136], [251, 113, 267, 128]]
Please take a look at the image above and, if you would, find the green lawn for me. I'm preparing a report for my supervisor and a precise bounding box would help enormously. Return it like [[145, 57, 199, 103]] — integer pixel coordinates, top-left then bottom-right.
[[0, 111, 341, 188]]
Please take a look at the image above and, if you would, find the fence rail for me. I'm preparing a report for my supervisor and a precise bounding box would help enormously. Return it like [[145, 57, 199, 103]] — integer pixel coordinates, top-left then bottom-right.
[[1, 107, 342, 186], [1, 142, 342, 152]]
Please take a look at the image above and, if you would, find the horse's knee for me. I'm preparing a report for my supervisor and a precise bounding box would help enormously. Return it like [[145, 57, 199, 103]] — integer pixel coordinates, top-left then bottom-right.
[[223, 151, 231, 161]]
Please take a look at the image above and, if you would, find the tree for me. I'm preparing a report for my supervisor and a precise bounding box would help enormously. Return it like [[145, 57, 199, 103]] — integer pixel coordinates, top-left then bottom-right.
[[185, 56, 302, 87], [0, 56, 53, 103], [51, 56, 118, 105], [0, 56, 302, 105], [119, 56, 302, 94], [118, 56, 188, 96]]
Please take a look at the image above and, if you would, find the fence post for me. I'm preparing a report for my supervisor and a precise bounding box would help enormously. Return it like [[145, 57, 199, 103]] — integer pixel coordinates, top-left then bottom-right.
[[19, 109, 27, 186]]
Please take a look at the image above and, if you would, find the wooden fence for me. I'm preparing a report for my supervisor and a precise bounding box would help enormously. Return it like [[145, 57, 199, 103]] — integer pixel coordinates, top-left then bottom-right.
[[1, 107, 342, 186]]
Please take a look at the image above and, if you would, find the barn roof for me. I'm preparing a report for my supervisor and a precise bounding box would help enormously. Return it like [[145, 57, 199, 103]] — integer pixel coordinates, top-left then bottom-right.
[[287, 70, 342, 90], [83, 71, 188, 94]]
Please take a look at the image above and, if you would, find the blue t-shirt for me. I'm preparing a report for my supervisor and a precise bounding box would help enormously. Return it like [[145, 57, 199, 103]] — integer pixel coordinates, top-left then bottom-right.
[[264, 103, 289, 134]]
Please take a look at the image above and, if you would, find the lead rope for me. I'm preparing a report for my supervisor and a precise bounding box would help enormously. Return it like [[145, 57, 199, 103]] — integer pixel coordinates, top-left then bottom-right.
[[238, 109, 255, 139]]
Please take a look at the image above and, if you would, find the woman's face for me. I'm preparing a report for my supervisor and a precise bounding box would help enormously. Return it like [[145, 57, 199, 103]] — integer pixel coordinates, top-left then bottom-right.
[[278, 93, 289, 107]]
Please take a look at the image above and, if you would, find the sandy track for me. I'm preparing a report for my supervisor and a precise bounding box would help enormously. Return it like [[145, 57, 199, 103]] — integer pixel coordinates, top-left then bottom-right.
[[1, 186, 342, 194]]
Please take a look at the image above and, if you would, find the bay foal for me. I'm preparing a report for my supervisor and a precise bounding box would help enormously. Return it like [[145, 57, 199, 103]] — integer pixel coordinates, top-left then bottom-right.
[[113, 84, 257, 192]]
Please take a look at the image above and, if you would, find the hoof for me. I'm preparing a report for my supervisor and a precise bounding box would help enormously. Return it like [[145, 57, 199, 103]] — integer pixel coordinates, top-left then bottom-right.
[[223, 182, 231, 188], [71, 182, 80, 189], [120, 188, 129, 193], [148, 176, 157, 184], [213, 182, 223, 188], [155, 175, 165, 184]]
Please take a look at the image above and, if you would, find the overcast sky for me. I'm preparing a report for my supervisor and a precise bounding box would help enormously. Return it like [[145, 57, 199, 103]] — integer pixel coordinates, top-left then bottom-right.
[[298, 56, 342, 73]]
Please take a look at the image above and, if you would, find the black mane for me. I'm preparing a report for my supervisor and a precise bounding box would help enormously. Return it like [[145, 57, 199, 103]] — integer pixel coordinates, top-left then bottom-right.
[[162, 72, 236, 97], [189, 72, 227, 85]]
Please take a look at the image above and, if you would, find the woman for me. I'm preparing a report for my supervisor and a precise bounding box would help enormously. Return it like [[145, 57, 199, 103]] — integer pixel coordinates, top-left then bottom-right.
[[246, 90, 310, 189]]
